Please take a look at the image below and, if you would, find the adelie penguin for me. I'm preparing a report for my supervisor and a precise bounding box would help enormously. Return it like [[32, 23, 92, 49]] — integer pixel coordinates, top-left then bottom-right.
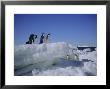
[[39, 33, 45, 44], [45, 33, 51, 43], [26, 34, 37, 44]]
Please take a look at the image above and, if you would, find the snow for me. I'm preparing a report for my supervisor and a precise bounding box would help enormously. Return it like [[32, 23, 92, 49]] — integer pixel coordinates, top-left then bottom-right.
[[14, 42, 97, 76], [32, 67, 85, 76], [79, 51, 97, 62], [83, 48, 91, 52]]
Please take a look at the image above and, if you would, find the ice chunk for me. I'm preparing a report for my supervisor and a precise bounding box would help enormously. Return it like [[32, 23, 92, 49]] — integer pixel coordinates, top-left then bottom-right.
[[14, 42, 79, 69]]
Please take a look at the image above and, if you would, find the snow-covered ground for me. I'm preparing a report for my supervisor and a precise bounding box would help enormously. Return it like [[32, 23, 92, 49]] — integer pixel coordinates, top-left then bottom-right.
[[14, 42, 97, 76]]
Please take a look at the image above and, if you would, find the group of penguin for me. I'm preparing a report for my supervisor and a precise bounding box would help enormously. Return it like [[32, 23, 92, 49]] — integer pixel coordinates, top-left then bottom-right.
[[26, 33, 50, 44]]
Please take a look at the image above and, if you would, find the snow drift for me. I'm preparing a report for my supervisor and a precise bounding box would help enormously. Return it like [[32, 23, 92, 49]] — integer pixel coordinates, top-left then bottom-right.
[[14, 42, 97, 76], [14, 42, 78, 70]]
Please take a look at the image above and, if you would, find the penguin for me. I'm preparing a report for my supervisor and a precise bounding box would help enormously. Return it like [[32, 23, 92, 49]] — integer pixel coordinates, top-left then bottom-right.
[[45, 33, 50, 43], [26, 34, 37, 44], [39, 33, 45, 44]]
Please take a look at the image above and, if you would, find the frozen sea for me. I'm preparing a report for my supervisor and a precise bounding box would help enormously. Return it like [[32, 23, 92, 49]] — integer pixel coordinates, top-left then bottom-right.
[[14, 42, 97, 76]]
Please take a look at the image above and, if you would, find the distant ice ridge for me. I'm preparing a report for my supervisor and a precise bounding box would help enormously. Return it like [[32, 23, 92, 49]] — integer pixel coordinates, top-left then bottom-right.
[[78, 45, 89, 47], [14, 42, 78, 70]]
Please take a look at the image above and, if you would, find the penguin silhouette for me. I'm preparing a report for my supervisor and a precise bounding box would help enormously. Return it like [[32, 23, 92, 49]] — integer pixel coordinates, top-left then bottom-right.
[[39, 33, 45, 44]]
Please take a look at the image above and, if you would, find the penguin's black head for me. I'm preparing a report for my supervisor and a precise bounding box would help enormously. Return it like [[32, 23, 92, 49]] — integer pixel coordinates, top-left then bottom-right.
[[48, 33, 50, 36]]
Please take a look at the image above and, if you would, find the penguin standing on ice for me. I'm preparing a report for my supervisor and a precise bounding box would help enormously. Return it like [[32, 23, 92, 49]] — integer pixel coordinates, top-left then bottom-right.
[[66, 55, 70, 60], [39, 33, 45, 44], [26, 34, 37, 44], [45, 33, 51, 43]]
